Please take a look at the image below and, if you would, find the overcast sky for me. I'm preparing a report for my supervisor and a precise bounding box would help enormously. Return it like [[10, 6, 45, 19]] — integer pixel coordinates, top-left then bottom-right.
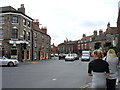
[[0, 0, 120, 45]]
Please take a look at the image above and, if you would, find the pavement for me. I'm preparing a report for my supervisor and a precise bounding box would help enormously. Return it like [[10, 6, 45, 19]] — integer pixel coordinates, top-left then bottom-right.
[[80, 81, 120, 89]]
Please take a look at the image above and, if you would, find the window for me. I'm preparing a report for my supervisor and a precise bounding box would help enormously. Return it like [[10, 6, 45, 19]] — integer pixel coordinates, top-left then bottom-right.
[[12, 28, 18, 39], [34, 52, 37, 59], [0, 29, 3, 39], [0, 16, 4, 24], [23, 30, 26, 39], [11, 49, 17, 55], [28, 32, 30, 40], [34, 40, 37, 47], [23, 18, 26, 25], [34, 32, 37, 37], [28, 21, 30, 27], [12, 16, 18, 23]]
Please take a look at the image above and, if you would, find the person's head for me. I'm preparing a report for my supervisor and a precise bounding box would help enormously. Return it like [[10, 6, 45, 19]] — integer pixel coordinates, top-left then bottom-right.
[[107, 49, 117, 57], [92, 49, 103, 59]]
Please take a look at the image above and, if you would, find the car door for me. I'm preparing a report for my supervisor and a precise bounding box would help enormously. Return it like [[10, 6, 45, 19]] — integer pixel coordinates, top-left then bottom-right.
[[2, 57, 8, 65]]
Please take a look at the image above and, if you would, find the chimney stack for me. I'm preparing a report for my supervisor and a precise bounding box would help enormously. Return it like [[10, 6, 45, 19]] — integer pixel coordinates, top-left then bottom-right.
[[33, 19, 40, 27], [83, 34, 86, 37], [41, 26, 47, 34], [18, 4, 25, 14], [99, 29, 103, 35], [93, 30, 97, 36]]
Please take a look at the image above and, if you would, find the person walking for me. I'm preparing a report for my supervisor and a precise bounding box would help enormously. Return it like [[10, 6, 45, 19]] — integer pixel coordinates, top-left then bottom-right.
[[88, 49, 110, 89], [105, 49, 119, 90]]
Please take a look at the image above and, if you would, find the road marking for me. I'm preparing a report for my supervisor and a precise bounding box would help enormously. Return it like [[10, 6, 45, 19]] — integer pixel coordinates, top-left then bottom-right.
[[80, 82, 92, 89], [51, 78, 57, 81]]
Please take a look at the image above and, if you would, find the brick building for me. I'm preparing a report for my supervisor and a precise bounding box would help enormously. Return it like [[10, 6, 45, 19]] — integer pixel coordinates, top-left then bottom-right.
[[51, 43, 57, 56], [117, 2, 120, 52], [32, 19, 51, 60]]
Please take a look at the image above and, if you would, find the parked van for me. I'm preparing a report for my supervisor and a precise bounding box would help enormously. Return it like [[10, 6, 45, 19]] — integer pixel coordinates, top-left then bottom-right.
[[81, 51, 90, 61]]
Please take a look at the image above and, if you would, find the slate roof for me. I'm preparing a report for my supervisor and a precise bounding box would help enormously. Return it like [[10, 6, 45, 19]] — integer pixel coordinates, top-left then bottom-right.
[[0, 6, 33, 20], [94, 34, 106, 41]]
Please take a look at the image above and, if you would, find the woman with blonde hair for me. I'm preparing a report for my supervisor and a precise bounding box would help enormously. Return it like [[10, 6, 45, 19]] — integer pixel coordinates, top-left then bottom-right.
[[105, 49, 119, 90], [88, 49, 110, 89]]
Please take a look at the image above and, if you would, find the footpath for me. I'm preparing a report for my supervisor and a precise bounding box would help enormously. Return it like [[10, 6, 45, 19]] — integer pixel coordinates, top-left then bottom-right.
[[80, 82, 120, 90]]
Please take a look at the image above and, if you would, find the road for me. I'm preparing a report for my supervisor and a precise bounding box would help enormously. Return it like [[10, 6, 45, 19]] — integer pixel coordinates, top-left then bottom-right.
[[2, 57, 92, 88]]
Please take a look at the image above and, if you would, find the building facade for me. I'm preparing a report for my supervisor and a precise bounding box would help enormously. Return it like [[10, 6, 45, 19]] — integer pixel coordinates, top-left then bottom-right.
[[117, 2, 120, 52], [32, 20, 51, 60], [0, 4, 51, 61], [57, 40, 78, 54], [0, 5, 33, 61], [51, 43, 57, 56]]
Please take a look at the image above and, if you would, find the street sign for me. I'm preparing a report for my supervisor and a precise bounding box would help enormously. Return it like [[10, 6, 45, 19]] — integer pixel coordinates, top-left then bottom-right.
[[9, 40, 29, 44]]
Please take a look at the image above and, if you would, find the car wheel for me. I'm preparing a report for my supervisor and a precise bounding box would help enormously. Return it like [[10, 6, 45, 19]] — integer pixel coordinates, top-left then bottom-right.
[[8, 62, 14, 67]]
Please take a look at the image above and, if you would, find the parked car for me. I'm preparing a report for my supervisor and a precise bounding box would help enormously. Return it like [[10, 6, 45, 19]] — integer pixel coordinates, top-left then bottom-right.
[[81, 54, 90, 61], [0, 56, 19, 67], [65, 54, 76, 61], [73, 53, 79, 60], [58, 54, 66, 60]]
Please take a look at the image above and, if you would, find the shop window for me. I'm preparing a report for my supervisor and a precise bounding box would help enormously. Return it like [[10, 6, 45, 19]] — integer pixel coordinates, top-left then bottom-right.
[[11, 49, 17, 55]]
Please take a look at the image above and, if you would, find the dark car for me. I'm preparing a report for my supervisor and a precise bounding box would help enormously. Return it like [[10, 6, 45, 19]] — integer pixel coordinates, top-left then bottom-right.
[[58, 54, 66, 60]]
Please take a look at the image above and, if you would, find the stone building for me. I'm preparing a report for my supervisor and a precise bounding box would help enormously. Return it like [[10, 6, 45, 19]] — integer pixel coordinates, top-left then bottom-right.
[[0, 4, 51, 61], [0, 4, 33, 61], [57, 39, 78, 54]]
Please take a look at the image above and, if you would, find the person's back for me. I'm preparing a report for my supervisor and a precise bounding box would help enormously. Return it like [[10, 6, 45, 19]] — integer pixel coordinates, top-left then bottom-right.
[[105, 49, 119, 90], [88, 50, 110, 89], [106, 57, 119, 74]]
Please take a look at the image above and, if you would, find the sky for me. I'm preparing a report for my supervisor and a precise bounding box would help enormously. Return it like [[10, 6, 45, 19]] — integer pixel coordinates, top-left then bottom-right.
[[0, 0, 120, 46]]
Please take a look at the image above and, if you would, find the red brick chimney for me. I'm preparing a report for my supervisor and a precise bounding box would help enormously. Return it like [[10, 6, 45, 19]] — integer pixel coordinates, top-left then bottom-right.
[[99, 29, 103, 35], [41, 27, 47, 34], [33, 19, 40, 27], [93, 30, 97, 36], [83, 34, 86, 37]]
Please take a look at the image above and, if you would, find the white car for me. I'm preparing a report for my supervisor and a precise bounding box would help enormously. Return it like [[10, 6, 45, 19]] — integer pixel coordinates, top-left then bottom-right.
[[65, 54, 76, 61], [81, 54, 90, 61], [0, 56, 19, 67]]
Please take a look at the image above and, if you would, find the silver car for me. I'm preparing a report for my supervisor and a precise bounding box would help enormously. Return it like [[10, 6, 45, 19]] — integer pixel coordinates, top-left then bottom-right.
[[0, 56, 19, 67], [81, 54, 90, 61], [65, 54, 75, 61]]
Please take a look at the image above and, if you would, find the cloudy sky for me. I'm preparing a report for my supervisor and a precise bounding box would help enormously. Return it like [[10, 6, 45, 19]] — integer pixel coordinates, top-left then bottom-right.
[[0, 0, 120, 45]]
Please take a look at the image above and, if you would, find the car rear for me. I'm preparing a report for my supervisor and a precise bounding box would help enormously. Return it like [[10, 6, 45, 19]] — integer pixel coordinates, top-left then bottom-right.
[[65, 54, 75, 61], [81, 54, 90, 61]]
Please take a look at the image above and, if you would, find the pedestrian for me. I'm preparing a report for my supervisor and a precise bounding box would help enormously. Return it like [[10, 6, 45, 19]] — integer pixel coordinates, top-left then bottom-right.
[[103, 49, 107, 57], [105, 49, 119, 90], [88, 49, 110, 89]]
